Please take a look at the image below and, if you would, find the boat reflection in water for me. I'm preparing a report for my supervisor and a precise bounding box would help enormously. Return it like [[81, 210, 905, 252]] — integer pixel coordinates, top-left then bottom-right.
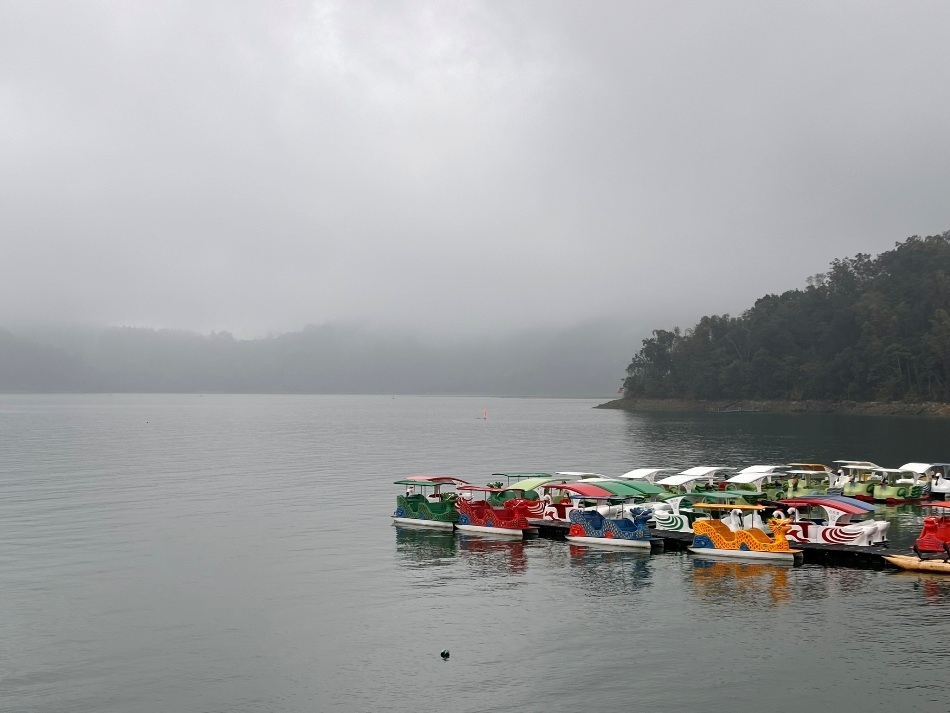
[[394, 525, 458, 566], [566, 544, 653, 594], [899, 572, 950, 607], [457, 533, 528, 576], [690, 558, 790, 605]]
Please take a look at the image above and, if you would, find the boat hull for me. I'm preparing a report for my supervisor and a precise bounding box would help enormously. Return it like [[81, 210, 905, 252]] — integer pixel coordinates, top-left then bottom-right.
[[883, 555, 950, 574], [687, 546, 800, 563], [566, 535, 653, 549], [392, 516, 455, 530], [455, 524, 534, 537]]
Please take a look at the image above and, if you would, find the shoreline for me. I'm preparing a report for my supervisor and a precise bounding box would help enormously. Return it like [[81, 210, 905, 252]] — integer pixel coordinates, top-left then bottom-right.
[[595, 397, 950, 418]]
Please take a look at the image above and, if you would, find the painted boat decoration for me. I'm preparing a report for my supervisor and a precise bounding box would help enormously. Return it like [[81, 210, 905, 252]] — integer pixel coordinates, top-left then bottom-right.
[[561, 474, 668, 516], [833, 460, 882, 501], [392, 476, 470, 529], [533, 481, 621, 521], [774, 495, 889, 546], [565, 506, 660, 549], [651, 491, 767, 533], [883, 503, 950, 574], [868, 467, 926, 503], [487, 473, 569, 509], [687, 503, 803, 564], [913, 501, 950, 554], [898, 462, 950, 500], [454, 485, 538, 537], [490, 474, 574, 516]]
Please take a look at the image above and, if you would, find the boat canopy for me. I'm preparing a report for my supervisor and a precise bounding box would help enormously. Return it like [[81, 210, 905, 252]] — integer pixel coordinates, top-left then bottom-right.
[[784, 469, 830, 477], [735, 465, 788, 475], [501, 476, 570, 493], [571, 479, 654, 497], [727, 471, 782, 484], [921, 502, 950, 510], [395, 476, 469, 486], [832, 460, 881, 468], [619, 468, 677, 480], [555, 471, 607, 480], [658, 466, 733, 487], [692, 503, 764, 510], [899, 462, 934, 474], [787, 463, 831, 471], [779, 496, 875, 515], [492, 472, 555, 481], [540, 482, 616, 498]]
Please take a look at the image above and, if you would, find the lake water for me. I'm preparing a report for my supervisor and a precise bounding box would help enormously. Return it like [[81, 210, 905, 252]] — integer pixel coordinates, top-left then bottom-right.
[[1, 394, 947, 713]]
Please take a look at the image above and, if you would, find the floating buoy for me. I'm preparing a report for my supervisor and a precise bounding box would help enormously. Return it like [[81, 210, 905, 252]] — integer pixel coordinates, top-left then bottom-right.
[[440, 649, 450, 660]]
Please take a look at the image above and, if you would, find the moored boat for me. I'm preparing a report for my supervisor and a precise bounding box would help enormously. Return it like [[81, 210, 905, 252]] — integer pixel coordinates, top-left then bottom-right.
[[566, 506, 660, 549], [392, 476, 470, 529], [883, 502, 950, 574], [881, 555, 950, 574], [774, 495, 889, 546], [687, 504, 803, 564], [869, 467, 926, 504], [455, 485, 539, 537]]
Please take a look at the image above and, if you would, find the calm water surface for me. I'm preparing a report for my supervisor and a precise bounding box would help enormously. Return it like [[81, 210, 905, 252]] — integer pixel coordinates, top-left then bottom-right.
[[1, 395, 947, 713]]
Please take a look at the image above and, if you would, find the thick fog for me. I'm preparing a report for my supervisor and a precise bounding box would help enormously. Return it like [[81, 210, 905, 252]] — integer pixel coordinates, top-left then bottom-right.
[[2, 1, 949, 338]]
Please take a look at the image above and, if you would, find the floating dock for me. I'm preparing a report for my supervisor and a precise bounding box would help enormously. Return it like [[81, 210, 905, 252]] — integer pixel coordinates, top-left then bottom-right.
[[528, 519, 892, 569]]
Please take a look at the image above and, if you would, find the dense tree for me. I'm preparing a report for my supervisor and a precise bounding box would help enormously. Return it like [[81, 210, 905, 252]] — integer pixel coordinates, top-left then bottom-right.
[[622, 231, 950, 402]]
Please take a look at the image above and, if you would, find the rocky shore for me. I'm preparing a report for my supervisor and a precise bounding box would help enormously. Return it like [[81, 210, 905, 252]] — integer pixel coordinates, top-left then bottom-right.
[[595, 397, 950, 418]]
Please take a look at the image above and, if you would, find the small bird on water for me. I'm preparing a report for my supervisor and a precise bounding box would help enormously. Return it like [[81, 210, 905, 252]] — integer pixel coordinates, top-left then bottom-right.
[[440, 649, 450, 660]]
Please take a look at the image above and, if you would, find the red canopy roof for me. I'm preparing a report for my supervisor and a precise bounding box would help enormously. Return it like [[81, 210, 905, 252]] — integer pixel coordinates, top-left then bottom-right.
[[540, 482, 616, 498]]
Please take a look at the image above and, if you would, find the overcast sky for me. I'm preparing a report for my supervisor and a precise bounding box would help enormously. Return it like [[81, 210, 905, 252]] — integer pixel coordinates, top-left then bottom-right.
[[2, 1, 949, 338]]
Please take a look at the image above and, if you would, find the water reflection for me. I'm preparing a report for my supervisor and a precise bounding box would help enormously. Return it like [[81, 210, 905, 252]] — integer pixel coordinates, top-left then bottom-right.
[[565, 545, 653, 594], [457, 533, 528, 576], [393, 525, 457, 566], [689, 558, 790, 605], [892, 571, 950, 607]]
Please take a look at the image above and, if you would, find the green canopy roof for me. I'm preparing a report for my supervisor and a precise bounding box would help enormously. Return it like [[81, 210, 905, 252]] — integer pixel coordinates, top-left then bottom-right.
[[502, 476, 568, 493], [579, 480, 646, 497], [617, 480, 665, 495]]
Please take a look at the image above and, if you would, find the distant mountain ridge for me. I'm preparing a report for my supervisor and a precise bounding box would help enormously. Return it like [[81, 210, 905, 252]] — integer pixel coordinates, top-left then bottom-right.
[[0, 319, 645, 397], [621, 230, 950, 403]]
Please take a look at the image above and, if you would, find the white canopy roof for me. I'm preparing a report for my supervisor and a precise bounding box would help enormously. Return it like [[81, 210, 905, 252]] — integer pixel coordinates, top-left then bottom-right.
[[657, 466, 734, 486], [727, 471, 780, 484], [899, 462, 934, 473], [619, 468, 677, 480], [833, 460, 881, 468], [556, 471, 604, 479], [736, 465, 788, 475]]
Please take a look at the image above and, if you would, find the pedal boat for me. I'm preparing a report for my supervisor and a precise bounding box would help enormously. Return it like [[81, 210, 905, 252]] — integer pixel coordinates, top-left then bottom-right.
[[454, 485, 539, 537], [565, 503, 660, 549], [488, 474, 573, 515], [525, 481, 620, 522], [883, 503, 950, 572], [728, 465, 832, 499], [392, 476, 470, 529], [833, 460, 882, 501], [687, 504, 803, 564], [869, 467, 927, 504], [923, 463, 950, 500], [773, 495, 889, 546]]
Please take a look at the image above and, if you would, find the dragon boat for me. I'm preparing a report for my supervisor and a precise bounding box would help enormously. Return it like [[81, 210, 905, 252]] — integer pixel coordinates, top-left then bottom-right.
[[392, 476, 470, 529], [687, 504, 803, 564], [487, 474, 572, 514], [454, 485, 539, 537], [883, 503, 950, 573], [565, 506, 660, 549], [773, 495, 889, 546], [531, 481, 622, 521]]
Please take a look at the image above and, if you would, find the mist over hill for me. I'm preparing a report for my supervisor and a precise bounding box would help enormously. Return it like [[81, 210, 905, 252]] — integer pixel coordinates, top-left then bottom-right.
[[0, 319, 648, 397]]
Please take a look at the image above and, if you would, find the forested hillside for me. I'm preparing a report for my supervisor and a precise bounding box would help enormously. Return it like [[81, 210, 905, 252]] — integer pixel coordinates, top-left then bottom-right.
[[622, 231, 950, 402]]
